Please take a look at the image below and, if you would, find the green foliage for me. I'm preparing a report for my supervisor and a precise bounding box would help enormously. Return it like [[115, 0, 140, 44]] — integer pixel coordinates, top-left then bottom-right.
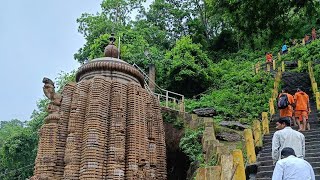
[[207, 0, 320, 49], [282, 40, 320, 72], [179, 127, 204, 164], [56, 70, 76, 92], [164, 36, 214, 97], [185, 57, 273, 123], [162, 112, 184, 129], [0, 120, 25, 148], [0, 120, 37, 179], [314, 64, 320, 86]]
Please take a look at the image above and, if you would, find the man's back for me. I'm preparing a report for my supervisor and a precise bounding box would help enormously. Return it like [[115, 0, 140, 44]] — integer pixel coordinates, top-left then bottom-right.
[[282, 44, 288, 52], [272, 156, 315, 180], [295, 91, 309, 111], [272, 127, 305, 160]]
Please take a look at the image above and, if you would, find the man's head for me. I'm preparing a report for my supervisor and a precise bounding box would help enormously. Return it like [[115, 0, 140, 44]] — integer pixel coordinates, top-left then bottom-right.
[[282, 87, 289, 93], [276, 117, 290, 130], [281, 147, 296, 159]]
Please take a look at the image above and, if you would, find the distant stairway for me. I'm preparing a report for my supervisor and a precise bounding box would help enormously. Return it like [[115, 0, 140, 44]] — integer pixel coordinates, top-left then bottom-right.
[[255, 72, 320, 180]]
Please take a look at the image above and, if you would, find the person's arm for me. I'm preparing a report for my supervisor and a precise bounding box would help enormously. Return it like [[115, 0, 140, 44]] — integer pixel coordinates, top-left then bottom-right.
[[293, 95, 297, 109], [272, 132, 280, 163], [302, 135, 305, 158], [272, 161, 284, 180], [289, 95, 295, 106], [310, 163, 316, 180]]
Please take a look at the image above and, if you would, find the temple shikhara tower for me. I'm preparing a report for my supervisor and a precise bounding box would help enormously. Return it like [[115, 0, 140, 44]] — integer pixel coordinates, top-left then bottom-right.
[[32, 34, 166, 179]]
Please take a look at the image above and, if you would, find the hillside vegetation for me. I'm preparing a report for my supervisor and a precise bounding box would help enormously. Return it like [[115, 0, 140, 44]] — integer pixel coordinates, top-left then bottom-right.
[[0, 0, 320, 179]]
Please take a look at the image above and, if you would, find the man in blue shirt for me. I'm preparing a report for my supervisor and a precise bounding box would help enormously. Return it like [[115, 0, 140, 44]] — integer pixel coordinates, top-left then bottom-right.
[[282, 43, 288, 55]]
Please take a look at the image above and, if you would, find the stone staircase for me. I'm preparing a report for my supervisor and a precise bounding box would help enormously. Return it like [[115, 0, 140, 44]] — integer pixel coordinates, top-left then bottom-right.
[[255, 72, 320, 179]]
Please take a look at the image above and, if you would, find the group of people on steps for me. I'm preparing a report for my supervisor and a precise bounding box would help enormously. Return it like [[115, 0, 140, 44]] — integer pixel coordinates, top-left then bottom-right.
[[265, 28, 317, 65], [271, 88, 315, 179], [278, 87, 310, 131]]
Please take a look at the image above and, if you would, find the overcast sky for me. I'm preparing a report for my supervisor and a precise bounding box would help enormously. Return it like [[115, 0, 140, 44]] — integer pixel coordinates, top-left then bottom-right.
[[0, 0, 153, 121], [0, 0, 103, 121]]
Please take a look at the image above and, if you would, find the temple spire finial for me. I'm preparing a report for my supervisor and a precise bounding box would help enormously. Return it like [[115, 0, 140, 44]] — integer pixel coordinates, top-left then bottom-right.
[[104, 33, 119, 58]]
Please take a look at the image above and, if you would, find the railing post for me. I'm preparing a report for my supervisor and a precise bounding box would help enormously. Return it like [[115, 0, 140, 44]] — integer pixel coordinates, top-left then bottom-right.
[[269, 98, 275, 116], [316, 92, 320, 110], [313, 82, 318, 95], [148, 64, 156, 92], [166, 91, 169, 108], [273, 60, 276, 70], [255, 62, 260, 74], [231, 149, 246, 180], [179, 96, 185, 113], [262, 112, 270, 135], [272, 89, 278, 99], [253, 120, 262, 148], [267, 63, 270, 72], [274, 81, 278, 90], [278, 52, 281, 61], [281, 61, 285, 72], [298, 60, 302, 70], [244, 129, 256, 164]]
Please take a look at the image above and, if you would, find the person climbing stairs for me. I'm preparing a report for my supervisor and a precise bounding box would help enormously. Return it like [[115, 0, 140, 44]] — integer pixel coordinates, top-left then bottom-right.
[[255, 72, 320, 179]]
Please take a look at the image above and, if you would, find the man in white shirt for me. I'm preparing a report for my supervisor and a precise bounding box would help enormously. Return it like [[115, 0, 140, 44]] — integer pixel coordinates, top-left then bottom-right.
[[272, 147, 315, 180], [272, 117, 305, 163]]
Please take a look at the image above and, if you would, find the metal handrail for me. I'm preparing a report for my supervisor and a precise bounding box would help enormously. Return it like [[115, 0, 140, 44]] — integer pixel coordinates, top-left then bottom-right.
[[132, 63, 185, 112]]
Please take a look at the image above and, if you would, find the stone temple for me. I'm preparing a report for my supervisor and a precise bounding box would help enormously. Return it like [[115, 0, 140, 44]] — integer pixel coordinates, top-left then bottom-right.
[[31, 34, 166, 179]]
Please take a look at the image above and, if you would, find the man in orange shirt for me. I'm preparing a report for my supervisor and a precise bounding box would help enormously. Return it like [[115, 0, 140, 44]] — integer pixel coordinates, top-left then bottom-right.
[[294, 88, 310, 131], [278, 88, 295, 126], [266, 52, 273, 64]]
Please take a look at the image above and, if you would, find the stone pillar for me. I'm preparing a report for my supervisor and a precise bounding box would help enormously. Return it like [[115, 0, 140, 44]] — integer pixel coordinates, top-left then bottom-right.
[[148, 64, 156, 92], [64, 80, 90, 179], [55, 83, 76, 178], [106, 81, 127, 179], [79, 76, 111, 179], [244, 129, 256, 164], [232, 149, 245, 180]]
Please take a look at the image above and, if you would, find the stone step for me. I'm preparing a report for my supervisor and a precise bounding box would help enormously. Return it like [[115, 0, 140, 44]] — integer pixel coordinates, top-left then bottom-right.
[[258, 148, 320, 157], [263, 129, 320, 140], [258, 152, 320, 161], [256, 167, 320, 179], [259, 156, 320, 166], [261, 141, 320, 152], [258, 162, 320, 172], [263, 136, 320, 146], [256, 175, 320, 180], [263, 136, 320, 145], [262, 140, 320, 150], [269, 125, 320, 132], [261, 143, 320, 153]]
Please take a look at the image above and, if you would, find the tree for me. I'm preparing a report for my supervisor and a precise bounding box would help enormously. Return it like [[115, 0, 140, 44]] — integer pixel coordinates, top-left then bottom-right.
[[165, 36, 213, 97], [0, 119, 36, 180], [75, 0, 147, 63]]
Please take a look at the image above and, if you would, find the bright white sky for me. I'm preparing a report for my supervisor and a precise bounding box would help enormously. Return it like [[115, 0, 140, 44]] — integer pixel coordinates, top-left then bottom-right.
[[0, 0, 152, 121]]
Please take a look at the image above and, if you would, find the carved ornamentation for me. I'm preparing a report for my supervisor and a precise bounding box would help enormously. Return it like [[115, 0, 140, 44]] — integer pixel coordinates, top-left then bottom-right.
[[33, 36, 166, 179]]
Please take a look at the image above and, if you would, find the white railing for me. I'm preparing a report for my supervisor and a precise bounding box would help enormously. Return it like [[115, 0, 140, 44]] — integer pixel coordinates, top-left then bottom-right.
[[132, 63, 185, 112]]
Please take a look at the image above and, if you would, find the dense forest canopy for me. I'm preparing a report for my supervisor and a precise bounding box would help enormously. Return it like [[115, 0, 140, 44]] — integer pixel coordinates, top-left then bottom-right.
[[1, 0, 320, 178]]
